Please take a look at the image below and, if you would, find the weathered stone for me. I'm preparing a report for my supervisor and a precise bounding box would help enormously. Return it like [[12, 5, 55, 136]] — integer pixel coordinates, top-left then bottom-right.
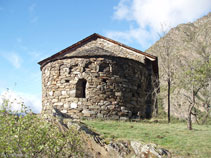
[[131, 141, 143, 155], [110, 115, 119, 120], [61, 91, 66, 95], [69, 90, 76, 97], [54, 91, 61, 97], [82, 109, 95, 115], [64, 103, 69, 109], [107, 105, 115, 110], [54, 102, 63, 106], [120, 117, 128, 120], [52, 99, 58, 103], [89, 105, 99, 109], [39, 34, 158, 120], [97, 113, 104, 118], [49, 91, 53, 96], [61, 110, 67, 113], [82, 109, 96, 117], [115, 92, 122, 96], [120, 106, 126, 111], [70, 102, 77, 109]]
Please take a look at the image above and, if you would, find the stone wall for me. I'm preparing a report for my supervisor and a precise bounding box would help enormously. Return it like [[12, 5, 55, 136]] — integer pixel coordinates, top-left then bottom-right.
[[42, 56, 156, 120]]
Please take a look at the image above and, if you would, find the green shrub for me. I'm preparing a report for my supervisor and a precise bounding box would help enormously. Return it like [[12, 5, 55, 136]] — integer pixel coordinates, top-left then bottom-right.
[[0, 99, 83, 158]]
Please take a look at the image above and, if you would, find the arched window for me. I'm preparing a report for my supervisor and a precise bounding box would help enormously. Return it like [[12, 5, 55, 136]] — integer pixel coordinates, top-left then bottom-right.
[[99, 63, 110, 72], [75, 79, 87, 98], [83, 61, 92, 72], [59, 64, 64, 76], [69, 64, 78, 74]]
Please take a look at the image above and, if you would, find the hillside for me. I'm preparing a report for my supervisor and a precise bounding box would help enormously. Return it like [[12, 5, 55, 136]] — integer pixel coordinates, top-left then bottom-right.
[[146, 12, 211, 119], [147, 13, 211, 59], [84, 120, 211, 158]]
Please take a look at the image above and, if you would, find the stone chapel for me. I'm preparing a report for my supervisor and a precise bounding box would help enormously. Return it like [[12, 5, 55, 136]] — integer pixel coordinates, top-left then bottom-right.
[[38, 33, 159, 120]]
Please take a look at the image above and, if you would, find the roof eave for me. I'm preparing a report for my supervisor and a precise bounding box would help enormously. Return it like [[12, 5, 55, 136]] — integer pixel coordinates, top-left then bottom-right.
[[38, 33, 157, 66]]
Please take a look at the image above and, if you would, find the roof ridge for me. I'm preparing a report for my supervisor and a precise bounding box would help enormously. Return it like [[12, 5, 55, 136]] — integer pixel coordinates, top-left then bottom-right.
[[38, 33, 157, 66]]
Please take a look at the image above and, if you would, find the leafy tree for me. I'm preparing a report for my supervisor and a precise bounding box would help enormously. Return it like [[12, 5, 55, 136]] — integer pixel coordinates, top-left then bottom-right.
[[180, 58, 211, 130], [192, 58, 211, 125]]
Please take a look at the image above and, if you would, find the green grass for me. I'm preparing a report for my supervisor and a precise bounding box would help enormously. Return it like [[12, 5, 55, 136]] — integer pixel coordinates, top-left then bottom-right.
[[83, 120, 211, 158]]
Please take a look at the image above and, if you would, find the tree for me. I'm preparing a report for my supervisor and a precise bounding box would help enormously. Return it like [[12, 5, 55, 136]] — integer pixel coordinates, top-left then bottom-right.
[[157, 25, 179, 123], [179, 27, 211, 129], [180, 58, 211, 130], [192, 58, 211, 125]]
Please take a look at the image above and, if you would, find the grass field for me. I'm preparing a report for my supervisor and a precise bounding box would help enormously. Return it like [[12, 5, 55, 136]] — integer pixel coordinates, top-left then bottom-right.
[[83, 120, 211, 158]]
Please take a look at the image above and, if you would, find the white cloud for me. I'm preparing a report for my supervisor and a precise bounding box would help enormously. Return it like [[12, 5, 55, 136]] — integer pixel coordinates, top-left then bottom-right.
[[28, 50, 42, 60], [18, 92, 42, 113], [0, 52, 22, 69], [30, 16, 39, 23], [107, 0, 211, 49], [28, 3, 36, 13], [113, 0, 132, 20], [16, 37, 23, 43], [8, 53, 22, 69], [0, 90, 41, 113], [28, 3, 39, 23]]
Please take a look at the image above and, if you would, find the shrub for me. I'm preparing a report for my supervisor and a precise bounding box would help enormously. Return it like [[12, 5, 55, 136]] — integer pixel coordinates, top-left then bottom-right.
[[0, 99, 83, 158]]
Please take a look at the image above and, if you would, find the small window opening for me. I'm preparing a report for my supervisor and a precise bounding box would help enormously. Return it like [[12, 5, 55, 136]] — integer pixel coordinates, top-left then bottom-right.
[[99, 63, 110, 72], [137, 83, 142, 96], [102, 79, 107, 83], [59, 64, 64, 76], [76, 79, 87, 98], [65, 80, 70, 83], [137, 83, 141, 89], [83, 61, 92, 72], [69, 64, 78, 74], [132, 112, 138, 118], [68, 67, 72, 74]]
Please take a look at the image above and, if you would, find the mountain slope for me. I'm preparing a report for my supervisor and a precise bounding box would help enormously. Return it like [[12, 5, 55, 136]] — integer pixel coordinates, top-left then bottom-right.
[[146, 12, 211, 119]]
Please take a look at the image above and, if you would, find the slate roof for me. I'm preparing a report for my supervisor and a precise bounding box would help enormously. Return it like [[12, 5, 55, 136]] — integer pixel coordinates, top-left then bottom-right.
[[69, 47, 116, 57], [38, 33, 157, 66]]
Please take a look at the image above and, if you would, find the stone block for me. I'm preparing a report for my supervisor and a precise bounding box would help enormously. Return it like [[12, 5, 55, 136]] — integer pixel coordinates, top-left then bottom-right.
[[110, 115, 119, 120], [82, 109, 96, 114], [49, 91, 53, 96], [52, 99, 58, 103], [54, 102, 63, 106], [126, 103, 134, 108], [70, 102, 77, 109], [131, 101, 137, 105], [97, 113, 104, 118], [54, 91, 61, 97], [115, 92, 122, 96], [120, 106, 126, 111], [61, 110, 67, 113], [64, 103, 69, 109], [69, 90, 76, 97], [107, 105, 115, 110], [89, 105, 99, 109], [101, 106, 106, 110], [120, 117, 128, 121], [62, 91, 66, 95]]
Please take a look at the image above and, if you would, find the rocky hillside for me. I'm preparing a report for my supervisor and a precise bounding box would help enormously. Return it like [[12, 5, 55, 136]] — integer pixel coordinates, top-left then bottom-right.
[[52, 108, 171, 158], [146, 12, 211, 119]]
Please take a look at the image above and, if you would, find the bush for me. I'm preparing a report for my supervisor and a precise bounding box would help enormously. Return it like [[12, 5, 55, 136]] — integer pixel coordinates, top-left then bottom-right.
[[0, 99, 83, 158]]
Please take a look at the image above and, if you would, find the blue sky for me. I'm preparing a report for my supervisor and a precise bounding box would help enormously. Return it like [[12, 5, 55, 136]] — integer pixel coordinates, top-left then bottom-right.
[[0, 0, 210, 113]]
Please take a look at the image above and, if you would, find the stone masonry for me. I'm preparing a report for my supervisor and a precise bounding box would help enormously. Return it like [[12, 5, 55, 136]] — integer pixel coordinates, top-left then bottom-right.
[[39, 33, 159, 120]]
